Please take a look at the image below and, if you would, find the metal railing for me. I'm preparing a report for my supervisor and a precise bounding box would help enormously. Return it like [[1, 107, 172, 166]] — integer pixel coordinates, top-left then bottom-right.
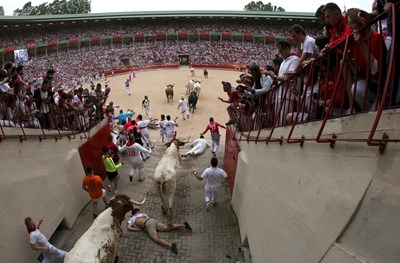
[[231, 4, 400, 153]]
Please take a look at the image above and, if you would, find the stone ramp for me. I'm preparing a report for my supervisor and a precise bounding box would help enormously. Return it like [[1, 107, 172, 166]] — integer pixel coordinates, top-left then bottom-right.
[[56, 140, 243, 263]]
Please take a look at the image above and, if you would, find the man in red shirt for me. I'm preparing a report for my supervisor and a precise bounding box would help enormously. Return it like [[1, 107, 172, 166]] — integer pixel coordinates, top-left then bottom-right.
[[201, 117, 226, 157], [82, 166, 109, 219], [323, 3, 352, 50], [218, 81, 240, 125]]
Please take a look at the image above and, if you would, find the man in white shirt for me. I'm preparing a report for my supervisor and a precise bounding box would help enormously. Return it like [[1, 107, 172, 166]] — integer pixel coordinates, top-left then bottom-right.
[[118, 134, 151, 182], [137, 114, 154, 148], [24, 217, 67, 263], [182, 135, 210, 157], [265, 40, 300, 126], [193, 157, 228, 212], [177, 95, 190, 120], [289, 24, 319, 72], [164, 115, 178, 142]]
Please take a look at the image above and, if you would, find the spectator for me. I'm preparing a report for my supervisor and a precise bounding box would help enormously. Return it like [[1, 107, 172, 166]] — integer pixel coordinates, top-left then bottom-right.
[[345, 7, 387, 112], [322, 3, 352, 50], [289, 24, 319, 71]]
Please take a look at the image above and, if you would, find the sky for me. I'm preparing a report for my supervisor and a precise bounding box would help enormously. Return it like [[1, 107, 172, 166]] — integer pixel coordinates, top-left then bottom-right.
[[2, 0, 372, 16]]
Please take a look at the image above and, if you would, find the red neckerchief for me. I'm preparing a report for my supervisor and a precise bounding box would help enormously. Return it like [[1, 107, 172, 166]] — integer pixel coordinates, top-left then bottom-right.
[[78, 94, 83, 101], [126, 141, 135, 146], [27, 227, 36, 233]]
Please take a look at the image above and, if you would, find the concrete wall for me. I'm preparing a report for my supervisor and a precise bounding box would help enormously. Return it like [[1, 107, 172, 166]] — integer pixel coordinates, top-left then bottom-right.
[[0, 121, 106, 262], [231, 110, 400, 263]]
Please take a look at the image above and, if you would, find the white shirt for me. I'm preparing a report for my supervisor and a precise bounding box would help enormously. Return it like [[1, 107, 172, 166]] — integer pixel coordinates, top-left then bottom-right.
[[191, 138, 209, 152], [29, 229, 50, 247], [137, 120, 150, 135], [72, 95, 85, 109], [127, 213, 149, 229], [178, 99, 189, 111], [276, 55, 300, 100], [159, 119, 166, 130], [201, 167, 228, 189], [164, 120, 176, 135], [118, 142, 150, 161], [301, 35, 318, 58]]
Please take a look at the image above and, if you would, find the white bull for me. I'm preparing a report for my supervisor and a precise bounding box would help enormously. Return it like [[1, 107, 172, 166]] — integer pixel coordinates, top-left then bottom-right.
[[152, 139, 186, 223], [185, 79, 195, 95], [64, 194, 146, 263], [193, 81, 201, 98]]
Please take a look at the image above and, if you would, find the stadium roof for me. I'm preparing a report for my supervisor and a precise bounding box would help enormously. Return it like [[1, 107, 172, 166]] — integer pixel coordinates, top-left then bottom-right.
[[0, 10, 316, 23]]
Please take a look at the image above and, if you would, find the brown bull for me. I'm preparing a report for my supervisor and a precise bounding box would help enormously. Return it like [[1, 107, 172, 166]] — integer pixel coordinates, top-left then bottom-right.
[[165, 84, 174, 103]]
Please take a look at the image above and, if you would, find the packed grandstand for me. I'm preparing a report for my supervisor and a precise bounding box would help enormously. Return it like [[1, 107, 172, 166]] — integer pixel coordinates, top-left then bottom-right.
[[0, 4, 399, 142]]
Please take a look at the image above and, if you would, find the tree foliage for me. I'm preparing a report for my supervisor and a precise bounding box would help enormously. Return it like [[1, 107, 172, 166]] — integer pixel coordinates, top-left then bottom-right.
[[244, 1, 285, 12], [0, 6, 4, 16], [14, 0, 91, 16]]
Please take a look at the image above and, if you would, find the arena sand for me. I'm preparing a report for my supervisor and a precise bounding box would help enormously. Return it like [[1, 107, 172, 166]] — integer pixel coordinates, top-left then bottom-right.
[[93, 67, 241, 142]]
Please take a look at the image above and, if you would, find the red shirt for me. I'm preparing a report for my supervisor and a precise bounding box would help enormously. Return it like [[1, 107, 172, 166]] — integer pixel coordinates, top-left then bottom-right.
[[320, 77, 345, 107], [203, 121, 223, 135], [328, 16, 353, 48]]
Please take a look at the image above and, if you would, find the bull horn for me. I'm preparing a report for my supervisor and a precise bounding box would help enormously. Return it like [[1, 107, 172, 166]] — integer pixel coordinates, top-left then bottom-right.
[[129, 192, 147, 206], [183, 136, 190, 143]]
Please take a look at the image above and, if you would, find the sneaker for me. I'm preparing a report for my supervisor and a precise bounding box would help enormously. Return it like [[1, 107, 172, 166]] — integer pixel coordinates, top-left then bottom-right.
[[183, 221, 192, 231], [206, 201, 211, 212], [129, 176, 133, 182], [93, 213, 98, 219], [171, 243, 178, 255], [181, 154, 187, 157], [190, 152, 195, 156], [107, 185, 112, 192]]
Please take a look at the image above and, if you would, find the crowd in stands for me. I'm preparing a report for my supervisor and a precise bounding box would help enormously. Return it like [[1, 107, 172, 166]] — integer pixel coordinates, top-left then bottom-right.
[[0, 20, 320, 48], [0, 1, 399, 134]]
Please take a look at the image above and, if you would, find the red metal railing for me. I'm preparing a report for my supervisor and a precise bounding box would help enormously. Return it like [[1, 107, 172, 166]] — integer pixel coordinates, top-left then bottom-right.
[[231, 4, 400, 153]]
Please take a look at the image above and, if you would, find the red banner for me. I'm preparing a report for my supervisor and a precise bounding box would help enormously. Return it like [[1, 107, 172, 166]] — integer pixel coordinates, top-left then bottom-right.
[[91, 37, 100, 41], [221, 32, 231, 37], [134, 34, 144, 37], [112, 35, 122, 39], [178, 32, 188, 36], [200, 32, 210, 36], [48, 41, 58, 46], [69, 39, 79, 43], [27, 44, 37, 49], [244, 33, 253, 37], [156, 33, 166, 37]]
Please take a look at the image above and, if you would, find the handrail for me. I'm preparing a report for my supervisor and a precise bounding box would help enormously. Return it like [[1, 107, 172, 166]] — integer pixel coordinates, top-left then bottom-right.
[[233, 4, 400, 153]]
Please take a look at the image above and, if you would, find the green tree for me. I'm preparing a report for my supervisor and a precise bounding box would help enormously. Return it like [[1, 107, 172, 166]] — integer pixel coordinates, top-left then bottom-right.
[[244, 1, 285, 12], [14, 0, 91, 16], [0, 6, 4, 16]]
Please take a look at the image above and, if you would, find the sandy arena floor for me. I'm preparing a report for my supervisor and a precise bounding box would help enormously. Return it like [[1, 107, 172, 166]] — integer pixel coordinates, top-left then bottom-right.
[[90, 67, 241, 142]]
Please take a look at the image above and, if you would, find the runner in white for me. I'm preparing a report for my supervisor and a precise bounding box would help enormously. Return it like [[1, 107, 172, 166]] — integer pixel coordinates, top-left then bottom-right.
[[177, 95, 190, 120], [159, 114, 167, 142], [137, 114, 154, 148], [118, 134, 151, 182], [182, 135, 210, 157], [164, 115, 178, 142]]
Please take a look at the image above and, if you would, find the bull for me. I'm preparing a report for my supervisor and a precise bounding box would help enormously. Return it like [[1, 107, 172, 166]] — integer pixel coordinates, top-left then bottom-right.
[[188, 91, 198, 114], [64, 194, 146, 263], [185, 79, 195, 95], [152, 138, 187, 224], [193, 81, 201, 98], [165, 84, 174, 104]]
